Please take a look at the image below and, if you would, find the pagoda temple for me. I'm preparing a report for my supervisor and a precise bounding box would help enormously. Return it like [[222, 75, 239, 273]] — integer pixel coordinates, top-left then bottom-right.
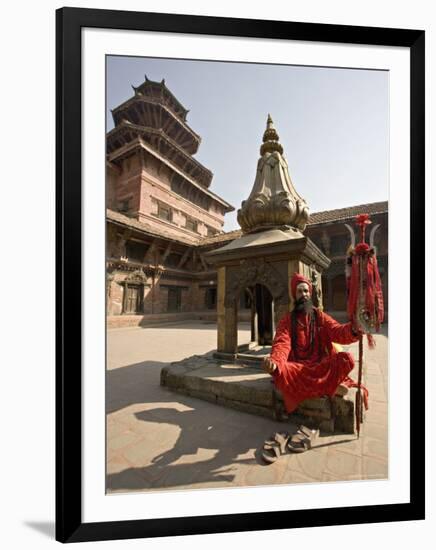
[[106, 77, 234, 319]]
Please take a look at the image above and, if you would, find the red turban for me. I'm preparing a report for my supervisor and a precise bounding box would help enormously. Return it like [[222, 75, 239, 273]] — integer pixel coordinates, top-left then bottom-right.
[[290, 273, 312, 299]]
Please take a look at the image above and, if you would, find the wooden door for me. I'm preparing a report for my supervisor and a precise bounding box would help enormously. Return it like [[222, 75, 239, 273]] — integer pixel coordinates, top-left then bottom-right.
[[167, 287, 181, 312], [124, 285, 139, 314]]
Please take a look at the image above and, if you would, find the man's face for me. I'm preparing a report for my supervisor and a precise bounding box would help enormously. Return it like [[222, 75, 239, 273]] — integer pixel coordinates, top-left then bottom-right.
[[295, 282, 311, 302]]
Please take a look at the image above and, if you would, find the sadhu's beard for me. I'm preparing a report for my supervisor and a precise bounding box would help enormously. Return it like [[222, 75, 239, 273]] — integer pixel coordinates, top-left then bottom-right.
[[294, 297, 314, 313]]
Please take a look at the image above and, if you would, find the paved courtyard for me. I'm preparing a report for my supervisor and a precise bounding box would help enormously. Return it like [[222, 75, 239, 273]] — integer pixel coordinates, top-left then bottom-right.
[[106, 320, 388, 493]]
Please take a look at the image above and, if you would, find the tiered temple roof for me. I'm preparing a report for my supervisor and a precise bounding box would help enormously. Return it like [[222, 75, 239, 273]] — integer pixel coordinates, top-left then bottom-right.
[[107, 76, 234, 223], [108, 76, 214, 185]]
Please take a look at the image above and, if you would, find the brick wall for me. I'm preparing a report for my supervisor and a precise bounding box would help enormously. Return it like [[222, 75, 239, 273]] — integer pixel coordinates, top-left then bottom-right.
[[138, 169, 224, 237], [108, 275, 124, 315], [109, 155, 143, 215]]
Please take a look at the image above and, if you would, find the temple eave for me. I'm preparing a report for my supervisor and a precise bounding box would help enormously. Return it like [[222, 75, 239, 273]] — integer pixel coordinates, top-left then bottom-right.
[[134, 78, 189, 118], [112, 96, 201, 147], [205, 229, 330, 271], [107, 138, 234, 211], [107, 123, 213, 186]]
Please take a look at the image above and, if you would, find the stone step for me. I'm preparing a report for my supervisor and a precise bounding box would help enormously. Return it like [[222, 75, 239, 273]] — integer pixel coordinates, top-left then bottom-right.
[[160, 353, 361, 434]]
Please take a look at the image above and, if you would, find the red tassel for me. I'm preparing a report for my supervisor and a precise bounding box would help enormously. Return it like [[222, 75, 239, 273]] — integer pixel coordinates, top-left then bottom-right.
[[355, 242, 370, 254], [372, 254, 384, 327], [355, 213, 371, 226], [346, 214, 384, 335], [367, 333, 376, 349], [342, 377, 369, 410]]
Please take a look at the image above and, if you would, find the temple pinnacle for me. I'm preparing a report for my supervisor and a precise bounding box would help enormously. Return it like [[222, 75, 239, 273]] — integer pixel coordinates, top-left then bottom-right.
[[237, 116, 309, 233], [260, 114, 283, 156]]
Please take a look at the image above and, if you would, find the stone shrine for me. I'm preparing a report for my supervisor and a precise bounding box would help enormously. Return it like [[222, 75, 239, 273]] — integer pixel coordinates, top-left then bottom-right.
[[205, 115, 330, 359]]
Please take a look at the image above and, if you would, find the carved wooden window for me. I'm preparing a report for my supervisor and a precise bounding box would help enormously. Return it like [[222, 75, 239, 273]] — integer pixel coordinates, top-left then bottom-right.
[[126, 241, 147, 263], [119, 198, 131, 214], [185, 217, 198, 233], [206, 226, 218, 237], [157, 203, 172, 222]]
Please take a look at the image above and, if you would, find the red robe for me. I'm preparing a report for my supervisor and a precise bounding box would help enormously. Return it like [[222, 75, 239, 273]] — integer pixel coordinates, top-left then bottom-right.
[[270, 309, 368, 413]]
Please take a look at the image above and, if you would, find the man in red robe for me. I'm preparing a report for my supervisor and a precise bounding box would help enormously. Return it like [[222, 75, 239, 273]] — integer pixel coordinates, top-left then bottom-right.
[[262, 273, 367, 415]]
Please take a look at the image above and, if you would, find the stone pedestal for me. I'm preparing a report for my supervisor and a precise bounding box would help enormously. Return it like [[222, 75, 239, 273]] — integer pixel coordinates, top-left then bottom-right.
[[161, 354, 360, 434]]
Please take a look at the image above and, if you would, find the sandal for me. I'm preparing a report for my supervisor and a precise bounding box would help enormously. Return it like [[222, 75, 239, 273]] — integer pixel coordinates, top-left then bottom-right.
[[261, 431, 290, 464], [287, 425, 319, 453]]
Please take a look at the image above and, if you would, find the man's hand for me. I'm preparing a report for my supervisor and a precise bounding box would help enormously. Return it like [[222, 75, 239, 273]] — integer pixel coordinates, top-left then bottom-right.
[[262, 355, 277, 375], [352, 320, 364, 337]]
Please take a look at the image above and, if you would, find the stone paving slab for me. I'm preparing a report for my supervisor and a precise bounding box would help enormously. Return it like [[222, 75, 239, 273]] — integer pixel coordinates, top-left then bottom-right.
[[106, 320, 388, 494]]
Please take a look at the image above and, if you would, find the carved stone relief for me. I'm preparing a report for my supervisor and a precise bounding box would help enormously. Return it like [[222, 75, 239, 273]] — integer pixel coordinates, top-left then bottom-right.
[[123, 269, 149, 285], [224, 259, 288, 308], [310, 264, 323, 309]]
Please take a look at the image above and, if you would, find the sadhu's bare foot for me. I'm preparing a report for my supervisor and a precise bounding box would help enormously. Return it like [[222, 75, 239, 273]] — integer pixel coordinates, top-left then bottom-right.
[[335, 384, 349, 397], [262, 356, 277, 375]]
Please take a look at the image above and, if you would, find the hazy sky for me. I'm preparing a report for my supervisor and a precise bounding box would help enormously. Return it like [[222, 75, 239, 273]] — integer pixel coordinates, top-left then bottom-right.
[[107, 56, 389, 231]]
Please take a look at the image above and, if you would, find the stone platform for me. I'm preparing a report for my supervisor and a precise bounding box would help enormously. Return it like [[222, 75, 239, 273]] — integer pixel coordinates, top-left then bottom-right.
[[160, 352, 361, 434]]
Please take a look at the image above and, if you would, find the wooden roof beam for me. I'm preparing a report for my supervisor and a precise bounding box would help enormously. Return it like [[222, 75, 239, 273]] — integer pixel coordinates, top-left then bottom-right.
[[160, 242, 173, 263], [177, 248, 191, 269]]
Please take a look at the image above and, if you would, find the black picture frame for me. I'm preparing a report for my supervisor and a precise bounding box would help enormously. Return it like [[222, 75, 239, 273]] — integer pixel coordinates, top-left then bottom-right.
[[56, 7, 425, 543]]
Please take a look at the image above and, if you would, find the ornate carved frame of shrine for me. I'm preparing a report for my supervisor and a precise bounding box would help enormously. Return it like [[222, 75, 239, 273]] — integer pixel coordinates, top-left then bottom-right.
[[56, 7, 425, 543]]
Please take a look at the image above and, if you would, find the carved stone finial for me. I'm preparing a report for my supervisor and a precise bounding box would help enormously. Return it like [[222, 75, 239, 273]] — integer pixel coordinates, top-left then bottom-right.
[[260, 114, 283, 155], [237, 116, 310, 234]]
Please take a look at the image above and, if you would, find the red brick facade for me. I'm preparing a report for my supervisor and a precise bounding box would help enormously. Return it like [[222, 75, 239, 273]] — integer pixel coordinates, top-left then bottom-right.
[[106, 78, 236, 326]]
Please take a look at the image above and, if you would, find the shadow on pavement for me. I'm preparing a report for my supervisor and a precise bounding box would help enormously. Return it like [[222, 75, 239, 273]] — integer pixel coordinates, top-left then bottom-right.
[[107, 358, 276, 492], [107, 359, 177, 414], [107, 419, 259, 493]]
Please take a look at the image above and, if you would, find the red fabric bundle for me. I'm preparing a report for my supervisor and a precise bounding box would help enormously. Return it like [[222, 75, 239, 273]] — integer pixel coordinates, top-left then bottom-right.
[[347, 245, 384, 330], [347, 215, 384, 347]]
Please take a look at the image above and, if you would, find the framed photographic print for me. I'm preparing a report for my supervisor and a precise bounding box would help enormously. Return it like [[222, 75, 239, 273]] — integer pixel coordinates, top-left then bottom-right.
[[56, 7, 425, 543]]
